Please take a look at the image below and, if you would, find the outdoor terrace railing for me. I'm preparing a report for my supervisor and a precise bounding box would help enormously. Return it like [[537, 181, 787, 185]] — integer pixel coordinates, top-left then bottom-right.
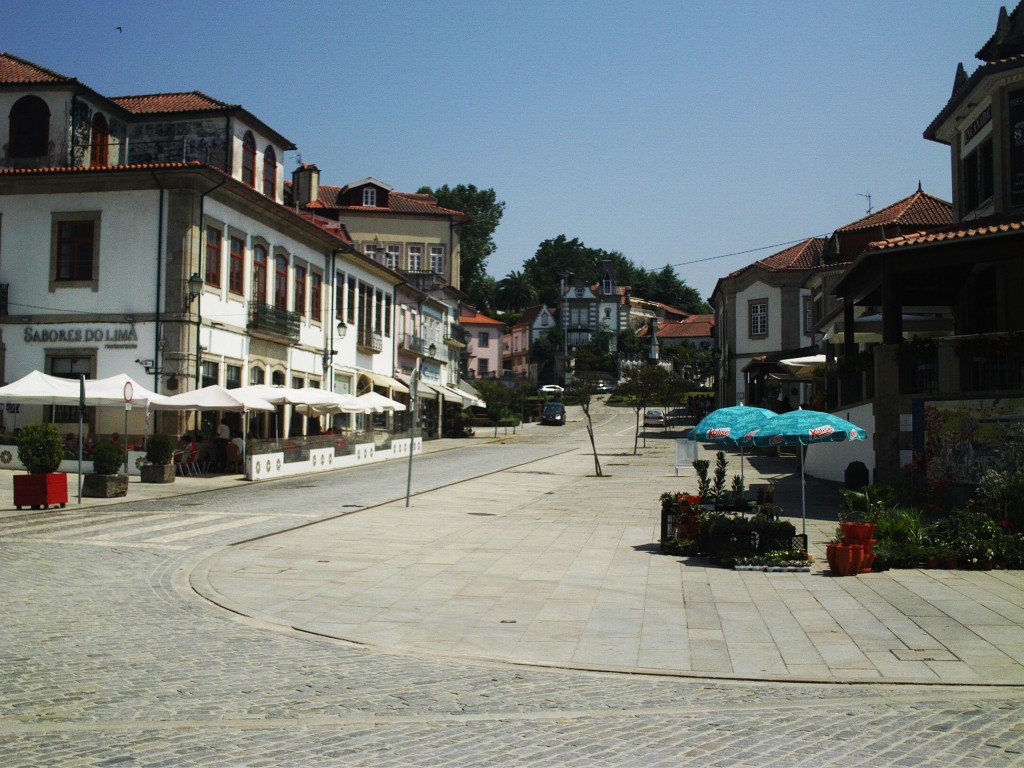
[[248, 301, 300, 340]]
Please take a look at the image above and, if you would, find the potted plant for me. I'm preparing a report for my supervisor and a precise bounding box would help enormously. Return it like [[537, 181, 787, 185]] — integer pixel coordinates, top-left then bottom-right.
[[140, 433, 175, 484], [82, 441, 128, 498], [13, 423, 68, 510]]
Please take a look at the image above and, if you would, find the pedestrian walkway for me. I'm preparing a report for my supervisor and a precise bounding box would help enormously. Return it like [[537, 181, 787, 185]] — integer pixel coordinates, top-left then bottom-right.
[[189, 416, 1024, 687]]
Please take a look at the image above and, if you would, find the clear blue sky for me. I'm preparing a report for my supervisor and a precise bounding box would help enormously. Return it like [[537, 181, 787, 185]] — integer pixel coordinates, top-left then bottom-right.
[[1, 1, 1006, 301]]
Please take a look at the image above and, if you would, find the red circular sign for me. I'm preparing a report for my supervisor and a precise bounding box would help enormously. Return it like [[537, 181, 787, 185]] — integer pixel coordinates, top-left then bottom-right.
[[123, 381, 134, 403]]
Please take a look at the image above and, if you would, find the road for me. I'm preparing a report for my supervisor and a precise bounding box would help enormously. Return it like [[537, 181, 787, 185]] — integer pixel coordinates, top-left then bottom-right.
[[2, 400, 1024, 767]]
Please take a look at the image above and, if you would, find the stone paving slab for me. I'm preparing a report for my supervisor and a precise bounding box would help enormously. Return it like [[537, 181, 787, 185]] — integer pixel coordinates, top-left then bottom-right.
[[193, 420, 1024, 686]]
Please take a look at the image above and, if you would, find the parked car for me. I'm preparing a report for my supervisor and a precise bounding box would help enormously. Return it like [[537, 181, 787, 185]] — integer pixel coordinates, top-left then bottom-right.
[[643, 408, 666, 427], [538, 384, 564, 395], [595, 383, 615, 394], [541, 402, 566, 426]]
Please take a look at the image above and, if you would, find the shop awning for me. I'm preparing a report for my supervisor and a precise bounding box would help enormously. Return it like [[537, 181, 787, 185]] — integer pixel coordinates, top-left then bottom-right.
[[369, 372, 409, 394]]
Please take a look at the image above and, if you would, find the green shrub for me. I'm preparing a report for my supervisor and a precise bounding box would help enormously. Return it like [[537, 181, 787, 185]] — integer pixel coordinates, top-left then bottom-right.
[[92, 441, 125, 475], [17, 423, 64, 474], [145, 433, 175, 465]]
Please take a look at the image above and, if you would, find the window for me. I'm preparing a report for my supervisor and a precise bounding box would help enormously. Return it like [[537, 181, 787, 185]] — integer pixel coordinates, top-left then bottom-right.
[[241, 131, 256, 187], [375, 288, 383, 332], [263, 146, 276, 197], [249, 365, 265, 386], [407, 245, 422, 271], [479, 331, 490, 347], [294, 265, 306, 317], [384, 295, 392, 337], [961, 137, 994, 216], [205, 226, 222, 288], [252, 244, 268, 303], [50, 355, 92, 423], [274, 255, 288, 310], [362, 187, 376, 207], [9, 95, 49, 158], [53, 215, 99, 282], [429, 245, 445, 274], [385, 245, 400, 269], [226, 364, 242, 389], [749, 301, 768, 337], [201, 360, 219, 388], [90, 113, 109, 167], [229, 236, 245, 295], [602, 276, 612, 294], [310, 272, 323, 323], [364, 243, 378, 261], [803, 297, 813, 335], [478, 358, 489, 377], [347, 275, 357, 324], [335, 271, 345, 321]]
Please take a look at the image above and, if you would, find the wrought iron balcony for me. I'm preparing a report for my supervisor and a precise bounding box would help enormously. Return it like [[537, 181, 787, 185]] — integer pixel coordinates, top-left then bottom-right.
[[445, 323, 470, 346], [400, 333, 427, 354], [357, 328, 383, 354], [248, 301, 300, 340]]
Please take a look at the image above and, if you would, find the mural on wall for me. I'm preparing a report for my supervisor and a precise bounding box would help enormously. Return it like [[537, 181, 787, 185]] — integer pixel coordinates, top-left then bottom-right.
[[913, 397, 1024, 485]]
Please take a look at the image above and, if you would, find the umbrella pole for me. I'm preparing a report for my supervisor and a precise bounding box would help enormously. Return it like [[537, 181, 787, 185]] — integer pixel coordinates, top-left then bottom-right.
[[800, 444, 807, 538]]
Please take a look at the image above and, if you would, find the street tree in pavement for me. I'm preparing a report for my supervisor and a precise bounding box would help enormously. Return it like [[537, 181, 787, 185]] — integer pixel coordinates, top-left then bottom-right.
[[571, 372, 603, 477], [616, 365, 671, 455]]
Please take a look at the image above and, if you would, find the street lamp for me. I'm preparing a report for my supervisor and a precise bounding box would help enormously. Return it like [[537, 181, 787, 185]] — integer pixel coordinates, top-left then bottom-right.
[[185, 273, 203, 388], [322, 321, 348, 373], [405, 341, 438, 507]]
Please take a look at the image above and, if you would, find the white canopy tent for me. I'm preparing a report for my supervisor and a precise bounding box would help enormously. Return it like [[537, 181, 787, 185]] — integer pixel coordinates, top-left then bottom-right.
[[357, 391, 407, 412], [0, 370, 167, 407], [149, 385, 275, 413]]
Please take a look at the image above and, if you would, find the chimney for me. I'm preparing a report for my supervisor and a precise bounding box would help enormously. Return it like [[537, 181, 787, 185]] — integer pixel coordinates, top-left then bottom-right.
[[292, 163, 320, 208]]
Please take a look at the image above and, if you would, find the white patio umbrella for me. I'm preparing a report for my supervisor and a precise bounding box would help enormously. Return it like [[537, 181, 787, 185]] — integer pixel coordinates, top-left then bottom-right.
[[293, 391, 371, 417], [778, 354, 828, 380], [0, 370, 79, 404], [358, 391, 407, 412]]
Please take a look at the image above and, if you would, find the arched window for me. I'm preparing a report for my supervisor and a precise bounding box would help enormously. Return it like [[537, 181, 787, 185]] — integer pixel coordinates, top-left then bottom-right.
[[249, 365, 265, 386], [241, 131, 256, 187], [274, 255, 288, 310], [262, 146, 276, 197], [252, 244, 268, 304], [90, 113, 109, 167], [9, 95, 50, 158]]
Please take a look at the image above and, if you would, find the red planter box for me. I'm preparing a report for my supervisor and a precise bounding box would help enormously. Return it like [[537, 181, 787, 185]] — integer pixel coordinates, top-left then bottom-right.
[[13, 473, 68, 510]]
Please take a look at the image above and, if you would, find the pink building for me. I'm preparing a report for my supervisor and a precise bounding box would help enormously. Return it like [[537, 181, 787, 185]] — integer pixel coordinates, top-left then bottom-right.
[[460, 306, 504, 379]]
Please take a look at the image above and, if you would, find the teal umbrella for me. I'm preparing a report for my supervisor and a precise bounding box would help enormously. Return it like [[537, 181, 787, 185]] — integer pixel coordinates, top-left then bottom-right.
[[747, 408, 867, 536], [690, 404, 777, 487]]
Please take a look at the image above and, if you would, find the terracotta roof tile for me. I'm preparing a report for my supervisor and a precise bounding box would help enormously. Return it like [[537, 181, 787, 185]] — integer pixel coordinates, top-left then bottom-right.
[[729, 237, 825, 278], [657, 321, 714, 339], [302, 184, 470, 222], [111, 91, 239, 114], [867, 217, 1024, 251], [459, 308, 504, 326], [0, 52, 74, 84], [835, 188, 952, 233]]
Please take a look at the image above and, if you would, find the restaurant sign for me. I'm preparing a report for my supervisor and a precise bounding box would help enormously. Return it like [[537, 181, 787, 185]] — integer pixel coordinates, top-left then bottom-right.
[[24, 324, 138, 349]]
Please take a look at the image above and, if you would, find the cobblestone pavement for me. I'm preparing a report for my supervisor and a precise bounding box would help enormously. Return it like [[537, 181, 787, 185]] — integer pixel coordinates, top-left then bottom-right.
[[3, 422, 1024, 766]]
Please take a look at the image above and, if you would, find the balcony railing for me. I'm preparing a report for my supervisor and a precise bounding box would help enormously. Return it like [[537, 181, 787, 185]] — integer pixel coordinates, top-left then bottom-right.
[[357, 328, 383, 353], [248, 301, 300, 340], [400, 333, 427, 354], [445, 323, 470, 345], [0, 283, 7, 315]]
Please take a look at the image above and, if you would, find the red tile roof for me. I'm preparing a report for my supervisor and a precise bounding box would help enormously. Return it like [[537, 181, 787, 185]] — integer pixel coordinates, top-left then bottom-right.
[[728, 237, 825, 279], [835, 187, 953, 233], [111, 91, 239, 114], [460, 308, 504, 326], [656, 321, 714, 339], [866, 217, 1024, 251], [305, 184, 470, 222], [0, 52, 74, 84]]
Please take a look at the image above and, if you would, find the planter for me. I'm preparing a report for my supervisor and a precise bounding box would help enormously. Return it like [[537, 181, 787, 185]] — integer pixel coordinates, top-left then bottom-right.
[[82, 474, 128, 498], [826, 543, 838, 573], [13, 472, 68, 510], [833, 543, 853, 576], [140, 464, 175, 484], [849, 543, 864, 575]]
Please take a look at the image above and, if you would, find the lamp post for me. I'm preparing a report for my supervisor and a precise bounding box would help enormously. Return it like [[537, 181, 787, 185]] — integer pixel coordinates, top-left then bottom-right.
[[405, 341, 437, 507], [322, 320, 347, 377]]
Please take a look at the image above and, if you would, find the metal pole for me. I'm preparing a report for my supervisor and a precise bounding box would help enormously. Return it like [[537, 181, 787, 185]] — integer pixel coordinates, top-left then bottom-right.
[[405, 369, 418, 507]]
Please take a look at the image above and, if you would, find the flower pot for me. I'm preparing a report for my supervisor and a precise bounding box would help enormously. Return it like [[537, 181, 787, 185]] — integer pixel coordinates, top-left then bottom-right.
[[826, 543, 838, 573], [849, 543, 864, 575], [861, 552, 875, 573], [946, 558, 959, 570], [140, 464, 175, 484], [82, 474, 128, 498], [840, 522, 860, 541], [834, 543, 853, 576], [13, 472, 68, 510], [860, 538, 875, 555]]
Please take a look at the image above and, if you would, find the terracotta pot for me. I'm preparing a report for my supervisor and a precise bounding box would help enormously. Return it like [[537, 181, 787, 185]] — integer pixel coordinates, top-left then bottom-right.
[[849, 543, 864, 575], [946, 558, 959, 570], [860, 538, 875, 555], [834, 543, 853, 576], [861, 552, 875, 573], [840, 522, 860, 541], [826, 543, 838, 573]]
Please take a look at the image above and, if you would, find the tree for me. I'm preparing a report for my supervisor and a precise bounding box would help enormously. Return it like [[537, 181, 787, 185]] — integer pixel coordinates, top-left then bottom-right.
[[495, 269, 538, 312], [418, 184, 505, 308], [616, 364, 671, 454], [522, 235, 621, 305], [571, 372, 603, 477], [472, 379, 514, 437]]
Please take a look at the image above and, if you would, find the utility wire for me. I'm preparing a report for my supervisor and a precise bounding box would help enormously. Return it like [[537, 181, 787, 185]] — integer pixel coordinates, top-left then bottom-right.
[[666, 234, 831, 268]]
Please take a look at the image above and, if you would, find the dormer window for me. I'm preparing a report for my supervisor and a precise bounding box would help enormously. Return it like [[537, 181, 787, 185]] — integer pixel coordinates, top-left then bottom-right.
[[9, 95, 49, 159], [362, 188, 377, 207], [90, 113, 109, 167], [242, 132, 256, 187]]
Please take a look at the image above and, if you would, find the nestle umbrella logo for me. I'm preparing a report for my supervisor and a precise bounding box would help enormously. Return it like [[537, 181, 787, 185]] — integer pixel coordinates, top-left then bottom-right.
[[708, 427, 731, 438], [770, 435, 784, 445], [808, 425, 835, 440]]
